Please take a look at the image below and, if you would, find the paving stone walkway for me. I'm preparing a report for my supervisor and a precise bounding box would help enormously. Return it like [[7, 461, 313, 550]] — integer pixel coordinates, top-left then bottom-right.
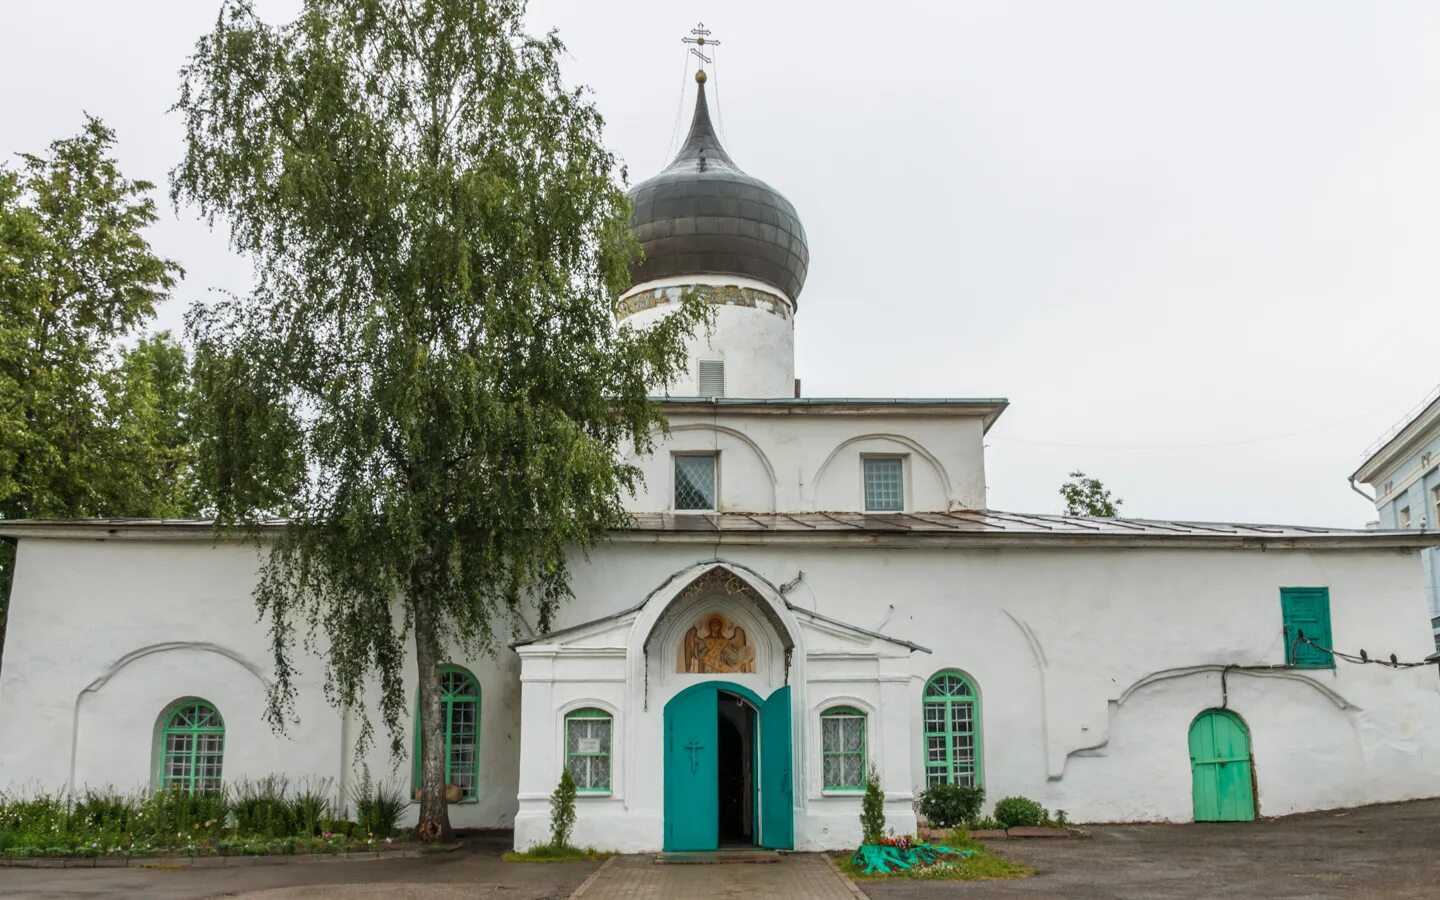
[[573, 853, 861, 900]]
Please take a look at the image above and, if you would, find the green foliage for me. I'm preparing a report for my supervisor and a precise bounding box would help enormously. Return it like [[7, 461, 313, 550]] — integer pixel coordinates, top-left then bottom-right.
[[172, 0, 707, 835], [503, 843, 609, 863], [992, 796, 1048, 829], [0, 117, 200, 667], [0, 117, 193, 522], [860, 763, 886, 845], [230, 776, 298, 838], [917, 783, 985, 829], [549, 768, 577, 850], [0, 781, 402, 859], [289, 778, 334, 836], [349, 774, 405, 838], [1060, 470, 1122, 517]]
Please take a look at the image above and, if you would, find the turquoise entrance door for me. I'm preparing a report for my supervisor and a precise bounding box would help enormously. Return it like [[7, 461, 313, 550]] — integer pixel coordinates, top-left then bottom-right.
[[758, 686, 793, 849], [663, 682, 793, 851], [1189, 709, 1256, 822], [664, 686, 719, 850]]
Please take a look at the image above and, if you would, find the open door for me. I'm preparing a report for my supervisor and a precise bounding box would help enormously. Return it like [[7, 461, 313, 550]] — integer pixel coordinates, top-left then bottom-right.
[[758, 685, 793, 849], [664, 686, 719, 850]]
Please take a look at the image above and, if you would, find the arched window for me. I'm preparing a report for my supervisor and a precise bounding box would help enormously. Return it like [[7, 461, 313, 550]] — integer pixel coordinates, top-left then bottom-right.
[[413, 665, 481, 801], [565, 708, 613, 794], [158, 700, 225, 794], [820, 705, 866, 791], [923, 671, 981, 788]]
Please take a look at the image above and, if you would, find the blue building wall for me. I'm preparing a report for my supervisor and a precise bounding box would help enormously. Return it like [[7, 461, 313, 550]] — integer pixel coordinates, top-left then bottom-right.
[[1372, 431, 1440, 646]]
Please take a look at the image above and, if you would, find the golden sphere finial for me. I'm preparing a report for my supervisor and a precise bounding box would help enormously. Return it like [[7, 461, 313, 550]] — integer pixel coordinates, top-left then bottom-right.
[[695, 69, 707, 84]]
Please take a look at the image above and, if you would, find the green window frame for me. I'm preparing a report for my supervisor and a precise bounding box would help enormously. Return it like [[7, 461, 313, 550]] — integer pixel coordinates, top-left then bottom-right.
[[158, 700, 225, 794], [820, 706, 867, 791], [923, 671, 981, 788], [1281, 587, 1334, 669], [565, 708, 613, 794], [412, 665, 481, 801]]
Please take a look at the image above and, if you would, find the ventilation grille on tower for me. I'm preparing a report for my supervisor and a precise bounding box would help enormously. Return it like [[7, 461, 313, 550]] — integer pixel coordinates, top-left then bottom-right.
[[698, 360, 726, 398]]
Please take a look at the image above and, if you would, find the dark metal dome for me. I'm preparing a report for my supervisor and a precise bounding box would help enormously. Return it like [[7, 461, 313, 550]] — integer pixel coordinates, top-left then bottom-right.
[[627, 82, 809, 303]]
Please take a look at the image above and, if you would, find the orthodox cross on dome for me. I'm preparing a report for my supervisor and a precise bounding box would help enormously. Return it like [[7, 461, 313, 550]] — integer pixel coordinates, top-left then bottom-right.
[[682, 22, 720, 80]]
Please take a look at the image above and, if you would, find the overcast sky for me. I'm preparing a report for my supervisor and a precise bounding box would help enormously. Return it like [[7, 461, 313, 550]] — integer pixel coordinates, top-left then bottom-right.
[[5, 1, 1439, 527]]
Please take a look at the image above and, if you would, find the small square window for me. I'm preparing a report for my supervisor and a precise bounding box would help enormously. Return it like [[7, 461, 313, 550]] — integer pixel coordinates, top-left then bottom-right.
[[863, 457, 904, 511], [674, 455, 717, 510]]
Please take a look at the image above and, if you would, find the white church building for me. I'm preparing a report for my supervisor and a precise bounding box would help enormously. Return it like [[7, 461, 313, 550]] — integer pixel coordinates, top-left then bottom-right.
[[2, 75, 1440, 854]]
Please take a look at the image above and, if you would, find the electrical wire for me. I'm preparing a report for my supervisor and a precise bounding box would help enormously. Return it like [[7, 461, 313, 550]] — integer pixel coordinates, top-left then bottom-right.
[[1292, 633, 1434, 669], [665, 44, 690, 161], [711, 43, 726, 144]]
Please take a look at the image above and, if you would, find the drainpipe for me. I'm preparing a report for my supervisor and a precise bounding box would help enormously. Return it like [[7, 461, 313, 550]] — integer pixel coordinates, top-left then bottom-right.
[[1349, 476, 1375, 506]]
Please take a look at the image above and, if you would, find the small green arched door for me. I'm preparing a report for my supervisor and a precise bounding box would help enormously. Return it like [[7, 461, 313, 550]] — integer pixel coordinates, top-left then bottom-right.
[[1189, 709, 1255, 822]]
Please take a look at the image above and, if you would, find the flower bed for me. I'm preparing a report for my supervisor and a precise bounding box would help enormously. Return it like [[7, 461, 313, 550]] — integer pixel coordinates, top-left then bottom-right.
[[0, 776, 414, 862], [839, 831, 1034, 882]]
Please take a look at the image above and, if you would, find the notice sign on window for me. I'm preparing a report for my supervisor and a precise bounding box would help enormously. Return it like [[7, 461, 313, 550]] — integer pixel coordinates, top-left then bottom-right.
[[577, 738, 602, 754]]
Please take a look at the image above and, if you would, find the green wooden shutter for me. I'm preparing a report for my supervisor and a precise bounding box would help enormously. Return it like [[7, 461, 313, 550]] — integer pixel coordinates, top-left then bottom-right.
[[1281, 587, 1333, 668]]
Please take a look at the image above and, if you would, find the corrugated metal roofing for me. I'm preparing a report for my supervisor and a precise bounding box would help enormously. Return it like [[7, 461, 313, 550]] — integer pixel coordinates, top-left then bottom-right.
[[0, 511, 1432, 548], [620, 510, 1400, 538]]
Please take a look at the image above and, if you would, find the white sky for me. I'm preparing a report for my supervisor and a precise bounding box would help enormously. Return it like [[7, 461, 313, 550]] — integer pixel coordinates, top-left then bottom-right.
[[5, 1, 1439, 527]]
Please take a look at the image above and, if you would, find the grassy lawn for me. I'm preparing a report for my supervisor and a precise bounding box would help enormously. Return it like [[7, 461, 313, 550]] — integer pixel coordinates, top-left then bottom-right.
[[502, 844, 611, 863], [837, 831, 1035, 882]]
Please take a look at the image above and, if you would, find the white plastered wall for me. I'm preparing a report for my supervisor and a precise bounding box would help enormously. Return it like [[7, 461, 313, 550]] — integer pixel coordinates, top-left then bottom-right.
[[512, 559, 919, 852], [624, 411, 989, 512], [3, 535, 1438, 850], [622, 275, 796, 400]]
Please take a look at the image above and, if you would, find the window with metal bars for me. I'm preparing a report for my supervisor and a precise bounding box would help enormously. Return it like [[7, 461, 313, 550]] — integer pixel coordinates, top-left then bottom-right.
[[698, 359, 725, 398], [820, 706, 866, 791], [412, 665, 481, 800], [674, 454, 717, 510], [159, 700, 225, 794], [565, 708, 613, 793], [922, 671, 981, 788], [863, 457, 904, 511]]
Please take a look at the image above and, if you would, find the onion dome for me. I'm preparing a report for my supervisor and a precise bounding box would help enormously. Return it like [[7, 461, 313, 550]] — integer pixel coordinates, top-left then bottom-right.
[[627, 77, 810, 303]]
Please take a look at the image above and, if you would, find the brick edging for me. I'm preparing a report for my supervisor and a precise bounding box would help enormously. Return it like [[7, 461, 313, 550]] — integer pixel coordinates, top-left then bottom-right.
[[0, 842, 462, 869], [824, 853, 869, 898], [568, 854, 617, 898]]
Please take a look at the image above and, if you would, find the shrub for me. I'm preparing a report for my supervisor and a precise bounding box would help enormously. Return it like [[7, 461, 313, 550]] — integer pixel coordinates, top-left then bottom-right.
[[993, 796, 1047, 829], [288, 777, 333, 837], [350, 775, 405, 837], [549, 769, 577, 849], [917, 783, 984, 829], [860, 763, 885, 846], [144, 786, 228, 837], [231, 776, 295, 837], [73, 790, 135, 832]]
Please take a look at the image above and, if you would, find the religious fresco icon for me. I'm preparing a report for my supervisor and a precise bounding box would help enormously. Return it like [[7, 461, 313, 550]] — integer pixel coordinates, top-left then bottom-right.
[[679, 612, 757, 674]]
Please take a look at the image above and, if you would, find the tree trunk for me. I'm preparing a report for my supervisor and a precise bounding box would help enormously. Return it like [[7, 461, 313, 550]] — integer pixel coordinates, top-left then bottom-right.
[[412, 584, 454, 840]]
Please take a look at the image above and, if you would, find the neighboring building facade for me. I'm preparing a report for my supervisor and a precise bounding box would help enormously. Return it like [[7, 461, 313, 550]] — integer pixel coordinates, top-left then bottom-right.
[[1353, 386, 1440, 648], [2, 75, 1440, 853]]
